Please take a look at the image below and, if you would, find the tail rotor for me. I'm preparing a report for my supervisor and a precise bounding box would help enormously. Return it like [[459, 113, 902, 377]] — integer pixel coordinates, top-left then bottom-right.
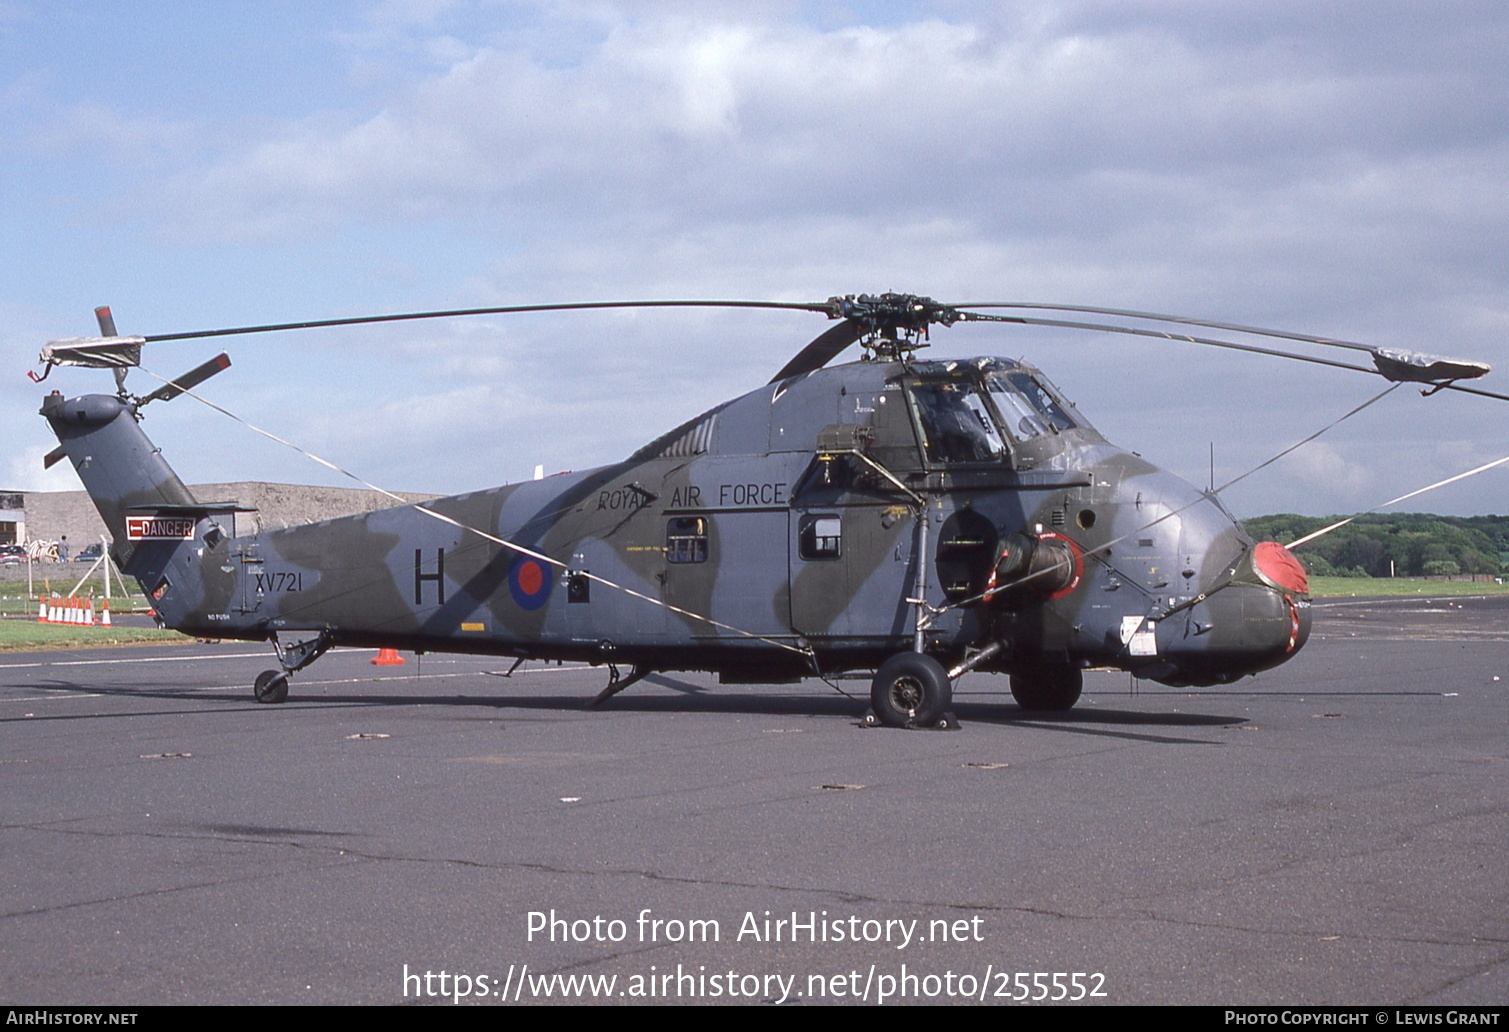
[[37, 306, 232, 470]]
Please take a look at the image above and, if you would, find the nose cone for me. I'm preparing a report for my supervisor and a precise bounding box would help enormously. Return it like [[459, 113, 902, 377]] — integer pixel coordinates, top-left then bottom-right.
[[1251, 540, 1309, 596], [1152, 541, 1311, 687]]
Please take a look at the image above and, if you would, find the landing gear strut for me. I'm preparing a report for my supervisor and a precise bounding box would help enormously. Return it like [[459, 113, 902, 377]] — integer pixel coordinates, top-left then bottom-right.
[[588, 663, 652, 707], [252, 628, 334, 705]]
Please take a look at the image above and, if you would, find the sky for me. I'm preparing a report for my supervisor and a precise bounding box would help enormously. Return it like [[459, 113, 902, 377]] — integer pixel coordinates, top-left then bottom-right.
[[3, 0, 1508, 519]]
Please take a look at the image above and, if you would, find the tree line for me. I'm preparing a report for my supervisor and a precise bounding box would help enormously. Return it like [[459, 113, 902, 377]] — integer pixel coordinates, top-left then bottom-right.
[[1240, 513, 1509, 578]]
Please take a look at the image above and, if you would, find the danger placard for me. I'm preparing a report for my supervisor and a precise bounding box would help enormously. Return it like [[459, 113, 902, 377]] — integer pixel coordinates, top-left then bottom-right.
[[125, 515, 197, 541]]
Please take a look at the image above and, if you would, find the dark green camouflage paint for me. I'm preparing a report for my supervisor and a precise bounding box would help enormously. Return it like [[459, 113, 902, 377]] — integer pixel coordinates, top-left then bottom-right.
[[43, 354, 1310, 688]]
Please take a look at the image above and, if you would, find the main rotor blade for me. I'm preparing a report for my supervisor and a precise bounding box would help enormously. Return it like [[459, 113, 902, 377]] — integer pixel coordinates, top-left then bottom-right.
[[768, 318, 863, 383], [956, 301, 1383, 354], [139, 353, 232, 405], [47, 292, 1502, 405], [958, 310, 1377, 373], [959, 301, 1491, 380], [141, 299, 834, 344], [954, 310, 1509, 402]]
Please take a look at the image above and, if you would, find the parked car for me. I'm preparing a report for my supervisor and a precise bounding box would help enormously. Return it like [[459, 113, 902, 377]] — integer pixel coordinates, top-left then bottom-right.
[[74, 543, 103, 563], [0, 544, 26, 566]]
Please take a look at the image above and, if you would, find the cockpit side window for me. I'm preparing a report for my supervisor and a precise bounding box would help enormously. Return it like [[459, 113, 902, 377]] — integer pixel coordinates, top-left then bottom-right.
[[907, 381, 1007, 464], [986, 372, 1077, 440]]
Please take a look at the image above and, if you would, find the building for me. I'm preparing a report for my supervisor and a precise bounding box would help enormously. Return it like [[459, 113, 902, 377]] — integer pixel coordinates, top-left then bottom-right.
[[6, 482, 437, 549], [0, 492, 22, 545]]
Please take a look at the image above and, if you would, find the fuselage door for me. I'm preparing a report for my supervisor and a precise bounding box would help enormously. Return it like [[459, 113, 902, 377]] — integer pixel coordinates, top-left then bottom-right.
[[788, 497, 916, 644], [234, 538, 263, 614]]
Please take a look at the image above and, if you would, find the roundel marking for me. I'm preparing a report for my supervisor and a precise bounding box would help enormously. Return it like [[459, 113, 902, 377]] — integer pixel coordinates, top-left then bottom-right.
[[508, 556, 551, 610]]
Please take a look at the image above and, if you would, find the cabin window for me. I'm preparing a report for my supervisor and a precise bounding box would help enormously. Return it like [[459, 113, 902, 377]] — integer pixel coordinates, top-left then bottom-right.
[[986, 371, 1077, 439], [907, 381, 1007, 464], [799, 514, 842, 560], [666, 517, 708, 564]]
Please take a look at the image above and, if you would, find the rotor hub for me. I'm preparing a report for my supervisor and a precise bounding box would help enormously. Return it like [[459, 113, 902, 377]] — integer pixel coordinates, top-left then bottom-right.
[[826, 293, 959, 361]]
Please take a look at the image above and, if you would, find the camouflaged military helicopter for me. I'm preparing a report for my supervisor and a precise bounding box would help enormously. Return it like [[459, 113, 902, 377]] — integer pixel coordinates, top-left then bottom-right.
[[32, 293, 1498, 727]]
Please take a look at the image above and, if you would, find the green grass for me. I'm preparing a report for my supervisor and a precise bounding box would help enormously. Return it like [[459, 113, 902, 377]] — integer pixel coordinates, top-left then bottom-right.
[[0, 576, 151, 618], [1307, 576, 1509, 598], [0, 618, 190, 652]]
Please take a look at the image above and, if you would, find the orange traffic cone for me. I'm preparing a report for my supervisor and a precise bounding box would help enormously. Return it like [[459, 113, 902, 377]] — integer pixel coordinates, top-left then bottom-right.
[[37, 596, 46, 622], [372, 648, 404, 666], [101, 600, 112, 627]]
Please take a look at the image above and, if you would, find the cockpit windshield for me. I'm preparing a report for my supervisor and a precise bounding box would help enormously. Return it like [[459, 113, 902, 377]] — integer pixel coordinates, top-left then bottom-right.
[[907, 381, 1007, 464], [985, 371, 1077, 440]]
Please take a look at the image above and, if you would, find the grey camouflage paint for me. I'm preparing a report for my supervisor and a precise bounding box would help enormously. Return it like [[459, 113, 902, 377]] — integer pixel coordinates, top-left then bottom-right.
[[42, 354, 1310, 691]]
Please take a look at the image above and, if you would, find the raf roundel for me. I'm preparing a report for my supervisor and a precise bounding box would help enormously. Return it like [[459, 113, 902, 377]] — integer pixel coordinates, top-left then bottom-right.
[[508, 556, 552, 611]]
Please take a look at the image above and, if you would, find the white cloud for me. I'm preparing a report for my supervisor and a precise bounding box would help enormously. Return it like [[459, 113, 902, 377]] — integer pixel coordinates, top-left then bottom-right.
[[142, 6, 1509, 336], [22, 102, 201, 165], [149, 17, 1259, 239], [1278, 440, 1372, 505], [6, 3, 1509, 515], [5, 443, 80, 494]]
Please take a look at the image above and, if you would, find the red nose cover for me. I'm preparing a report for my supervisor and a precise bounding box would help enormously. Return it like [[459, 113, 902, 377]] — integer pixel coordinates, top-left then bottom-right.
[[1253, 541, 1309, 595]]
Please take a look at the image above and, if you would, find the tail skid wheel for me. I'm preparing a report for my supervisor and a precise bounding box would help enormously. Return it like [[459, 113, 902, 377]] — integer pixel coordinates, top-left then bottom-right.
[[870, 652, 951, 728], [253, 669, 289, 705]]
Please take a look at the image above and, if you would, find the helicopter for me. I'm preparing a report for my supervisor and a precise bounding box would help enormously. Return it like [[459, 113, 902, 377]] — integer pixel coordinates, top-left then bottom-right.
[[31, 293, 1499, 728]]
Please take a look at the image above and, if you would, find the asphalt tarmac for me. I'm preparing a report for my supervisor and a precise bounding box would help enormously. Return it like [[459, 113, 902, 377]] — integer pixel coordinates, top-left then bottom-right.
[[1, 595, 1505, 1006]]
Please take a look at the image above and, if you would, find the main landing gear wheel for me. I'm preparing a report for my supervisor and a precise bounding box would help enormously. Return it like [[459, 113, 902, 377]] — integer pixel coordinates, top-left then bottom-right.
[[1009, 665, 1082, 712], [253, 669, 289, 705], [870, 652, 952, 728]]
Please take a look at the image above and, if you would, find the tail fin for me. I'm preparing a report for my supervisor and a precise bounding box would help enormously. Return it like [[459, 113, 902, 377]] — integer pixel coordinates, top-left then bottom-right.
[[39, 391, 199, 579]]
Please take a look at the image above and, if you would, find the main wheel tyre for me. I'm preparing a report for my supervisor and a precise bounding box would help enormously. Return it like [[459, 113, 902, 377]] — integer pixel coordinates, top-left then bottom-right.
[[253, 670, 289, 705], [870, 653, 952, 728], [1009, 665, 1082, 711]]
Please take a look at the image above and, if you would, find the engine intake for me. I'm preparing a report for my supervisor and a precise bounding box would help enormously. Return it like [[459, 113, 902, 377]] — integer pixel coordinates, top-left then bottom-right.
[[989, 532, 1080, 600]]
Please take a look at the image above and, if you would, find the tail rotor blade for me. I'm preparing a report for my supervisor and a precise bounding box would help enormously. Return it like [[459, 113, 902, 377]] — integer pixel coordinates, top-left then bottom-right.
[[42, 445, 66, 470], [140, 353, 232, 406]]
